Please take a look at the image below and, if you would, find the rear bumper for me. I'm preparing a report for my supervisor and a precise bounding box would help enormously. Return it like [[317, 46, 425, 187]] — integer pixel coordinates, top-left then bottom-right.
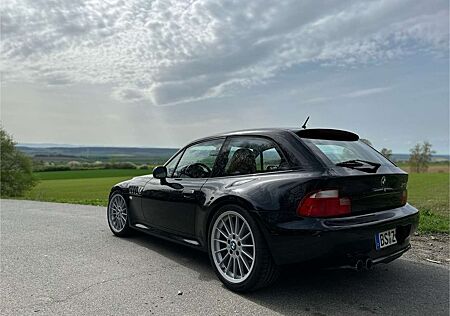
[[256, 203, 419, 265]]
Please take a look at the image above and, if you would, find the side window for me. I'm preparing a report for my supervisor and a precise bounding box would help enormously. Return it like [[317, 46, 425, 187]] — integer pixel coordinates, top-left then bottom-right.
[[164, 151, 183, 177], [220, 137, 287, 176], [172, 139, 224, 178], [262, 148, 282, 171]]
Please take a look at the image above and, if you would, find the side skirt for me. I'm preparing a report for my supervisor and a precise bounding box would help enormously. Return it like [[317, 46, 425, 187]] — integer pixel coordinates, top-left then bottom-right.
[[131, 223, 206, 251]]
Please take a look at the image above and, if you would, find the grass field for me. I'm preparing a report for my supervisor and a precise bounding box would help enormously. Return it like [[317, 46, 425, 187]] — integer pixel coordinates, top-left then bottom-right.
[[25, 169, 153, 206], [397, 162, 449, 174], [407, 173, 449, 233], [34, 169, 152, 180], [23, 169, 449, 233]]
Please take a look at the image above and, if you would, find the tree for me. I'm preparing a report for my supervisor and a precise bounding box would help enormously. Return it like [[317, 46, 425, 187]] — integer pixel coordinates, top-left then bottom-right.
[[360, 138, 373, 146], [409, 141, 435, 173], [380, 148, 393, 160], [0, 127, 36, 197]]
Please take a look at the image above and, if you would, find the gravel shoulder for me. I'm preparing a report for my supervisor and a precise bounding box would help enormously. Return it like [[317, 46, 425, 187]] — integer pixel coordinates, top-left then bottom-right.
[[405, 233, 450, 268]]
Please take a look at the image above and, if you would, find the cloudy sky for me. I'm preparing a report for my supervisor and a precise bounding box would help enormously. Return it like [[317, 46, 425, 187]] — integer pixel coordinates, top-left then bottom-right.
[[1, 0, 449, 153]]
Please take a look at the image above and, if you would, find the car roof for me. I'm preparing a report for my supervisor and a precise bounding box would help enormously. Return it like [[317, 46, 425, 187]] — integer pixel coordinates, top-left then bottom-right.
[[187, 128, 296, 144], [218, 128, 298, 137], [190, 127, 359, 143]]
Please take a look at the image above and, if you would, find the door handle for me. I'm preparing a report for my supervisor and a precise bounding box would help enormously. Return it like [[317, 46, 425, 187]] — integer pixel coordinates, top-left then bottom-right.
[[182, 189, 196, 199]]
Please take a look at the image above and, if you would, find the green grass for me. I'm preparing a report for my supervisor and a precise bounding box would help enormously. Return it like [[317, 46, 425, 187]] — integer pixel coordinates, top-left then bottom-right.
[[23, 170, 449, 233], [417, 210, 449, 234], [407, 173, 449, 233], [34, 168, 153, 180], [24, 176, 129, 206]]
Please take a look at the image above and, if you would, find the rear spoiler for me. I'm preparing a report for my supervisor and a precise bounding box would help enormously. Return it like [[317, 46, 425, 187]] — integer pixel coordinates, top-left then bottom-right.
[[295, 129, 359, 141]]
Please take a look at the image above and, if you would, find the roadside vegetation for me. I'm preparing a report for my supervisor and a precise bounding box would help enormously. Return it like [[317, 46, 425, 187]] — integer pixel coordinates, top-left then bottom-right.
[[407, 173, 449, 233], [0, 127, 36, 197]]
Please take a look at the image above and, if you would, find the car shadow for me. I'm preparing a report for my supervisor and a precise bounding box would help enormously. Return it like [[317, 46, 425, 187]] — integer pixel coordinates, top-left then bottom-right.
[[123, 231, 216, 282], [123, 231, 448, 316]]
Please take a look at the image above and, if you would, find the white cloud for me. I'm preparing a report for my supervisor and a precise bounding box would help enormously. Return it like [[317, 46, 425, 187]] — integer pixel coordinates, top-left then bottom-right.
[[1, 0, 448, 105], [303, 86, 392, 104], [112, 87, 147, 102], [343, 87, 392, 98]]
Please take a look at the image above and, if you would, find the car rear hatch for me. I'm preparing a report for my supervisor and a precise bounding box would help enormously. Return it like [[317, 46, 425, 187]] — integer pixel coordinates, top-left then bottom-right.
[[325, 170, 408, 215], [294, 129, 408, 216]]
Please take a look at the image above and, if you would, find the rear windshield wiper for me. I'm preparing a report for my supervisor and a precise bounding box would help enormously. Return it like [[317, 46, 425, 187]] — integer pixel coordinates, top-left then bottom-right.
[[335, 159, 381, 173]]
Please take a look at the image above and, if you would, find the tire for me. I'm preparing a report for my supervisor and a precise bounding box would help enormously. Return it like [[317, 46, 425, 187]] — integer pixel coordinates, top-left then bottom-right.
[[208, 204, 279, 292], [107, 192, 132, 237]]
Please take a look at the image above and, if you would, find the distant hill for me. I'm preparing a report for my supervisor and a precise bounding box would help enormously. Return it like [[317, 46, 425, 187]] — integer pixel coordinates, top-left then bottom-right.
[[18, 143, 83, 148], [391, 153, 449, 162], [17, 146, 179, 164]]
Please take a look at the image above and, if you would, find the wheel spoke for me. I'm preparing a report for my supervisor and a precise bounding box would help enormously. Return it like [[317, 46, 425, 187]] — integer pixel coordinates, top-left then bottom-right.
[[225, 256, 232, 274], [237, 220, 245, 237], [214, 247, 227, 254], [239, 255, 250, 271], [242, 249, 254, 261], [221, 219, 230, 235], [227, 215, 233, 234], [217, 227, 228, 239], [233, 258, 237, 279], [213, 238, 227, 244], [236, 256, 243, 277], [241, 231, 251, 241], [241, 244, 254, 248], [234, 216, 239, 234], [218, 253, 230, 266]]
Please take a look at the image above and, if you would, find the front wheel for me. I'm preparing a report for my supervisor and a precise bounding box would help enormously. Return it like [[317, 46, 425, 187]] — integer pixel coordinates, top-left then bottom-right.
[[107, 193, 132, 237], [208, 204, 279, 292]]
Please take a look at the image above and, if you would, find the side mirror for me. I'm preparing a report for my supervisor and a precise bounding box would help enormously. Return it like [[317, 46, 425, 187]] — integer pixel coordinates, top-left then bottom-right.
[[153, 166, 167, 179]]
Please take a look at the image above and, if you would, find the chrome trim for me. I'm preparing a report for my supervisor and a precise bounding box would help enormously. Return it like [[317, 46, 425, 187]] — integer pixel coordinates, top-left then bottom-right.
[[182, 239, 200, 245], [135, 223, 149, 229], [372, 244, 411, 264]]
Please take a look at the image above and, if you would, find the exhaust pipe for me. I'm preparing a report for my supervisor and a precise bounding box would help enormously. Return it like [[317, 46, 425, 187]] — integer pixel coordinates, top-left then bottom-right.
[[365, 258, 373, 270], [334, 259, 367, 271], [355, 259, 364, 272]]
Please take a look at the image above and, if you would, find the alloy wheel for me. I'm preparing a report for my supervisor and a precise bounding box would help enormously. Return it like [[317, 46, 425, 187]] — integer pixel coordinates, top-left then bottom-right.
[[108, 194, 128, 233], [210, 210, 255, 284]]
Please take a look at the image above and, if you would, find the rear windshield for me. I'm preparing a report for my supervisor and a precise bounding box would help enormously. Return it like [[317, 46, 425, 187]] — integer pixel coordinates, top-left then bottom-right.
[[303, 139, 394, 166]]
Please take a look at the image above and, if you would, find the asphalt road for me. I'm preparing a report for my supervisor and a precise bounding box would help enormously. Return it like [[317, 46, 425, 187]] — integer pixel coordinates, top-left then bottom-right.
[[1, 200, 449, 316]]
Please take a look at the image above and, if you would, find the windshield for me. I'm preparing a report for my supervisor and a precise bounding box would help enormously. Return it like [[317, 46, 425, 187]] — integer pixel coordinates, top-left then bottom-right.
[[303, 139, 394, 166]]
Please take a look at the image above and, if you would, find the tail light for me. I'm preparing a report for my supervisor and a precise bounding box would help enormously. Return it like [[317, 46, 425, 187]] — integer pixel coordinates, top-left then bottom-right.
[[401, 190, 408, 205], [297, 189, 351, 217]]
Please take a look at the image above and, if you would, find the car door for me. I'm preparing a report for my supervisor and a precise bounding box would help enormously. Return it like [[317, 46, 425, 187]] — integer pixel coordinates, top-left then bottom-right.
[[141, 138, 224, 236]]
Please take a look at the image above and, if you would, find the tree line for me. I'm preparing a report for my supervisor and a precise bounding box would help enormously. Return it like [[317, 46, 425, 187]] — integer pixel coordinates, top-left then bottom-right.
[[360, 138, 435, 173]]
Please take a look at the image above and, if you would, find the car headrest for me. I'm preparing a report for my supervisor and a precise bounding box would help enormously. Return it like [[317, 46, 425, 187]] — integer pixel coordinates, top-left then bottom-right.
[[227, 148, 256, 175]]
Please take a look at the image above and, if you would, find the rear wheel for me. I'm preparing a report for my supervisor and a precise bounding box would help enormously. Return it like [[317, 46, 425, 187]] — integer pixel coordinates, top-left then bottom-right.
[[107, 193, 132, 237], [208, 204, 279, 292]]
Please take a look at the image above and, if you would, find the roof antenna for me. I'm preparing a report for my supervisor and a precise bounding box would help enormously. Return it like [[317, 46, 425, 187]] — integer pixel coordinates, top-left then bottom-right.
[[301, 116, 310, 129]]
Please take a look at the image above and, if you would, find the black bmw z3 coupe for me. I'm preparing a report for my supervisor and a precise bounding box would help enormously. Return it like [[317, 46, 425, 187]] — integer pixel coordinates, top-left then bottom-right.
[[107, 128, 419, 292]]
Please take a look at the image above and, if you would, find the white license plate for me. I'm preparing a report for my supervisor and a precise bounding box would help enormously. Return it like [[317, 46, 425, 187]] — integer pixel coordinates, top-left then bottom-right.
[[375, 228, 397, 250]]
